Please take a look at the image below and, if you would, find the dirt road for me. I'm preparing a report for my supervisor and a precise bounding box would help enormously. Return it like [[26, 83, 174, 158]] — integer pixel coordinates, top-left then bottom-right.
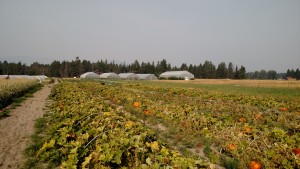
[[0, 84, 53, 169]]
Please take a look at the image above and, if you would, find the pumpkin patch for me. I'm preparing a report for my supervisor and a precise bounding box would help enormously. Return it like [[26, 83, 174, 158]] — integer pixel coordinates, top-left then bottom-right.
[[25, 80, 300, 168]]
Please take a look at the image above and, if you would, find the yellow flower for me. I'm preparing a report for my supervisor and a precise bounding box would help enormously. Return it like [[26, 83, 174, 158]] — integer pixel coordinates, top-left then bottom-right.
[[125, 121, 134, 128], [150, 141, 159, 151]]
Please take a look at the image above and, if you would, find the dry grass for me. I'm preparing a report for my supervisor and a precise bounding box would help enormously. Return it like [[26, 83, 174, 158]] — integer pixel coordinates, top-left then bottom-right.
[[156, 79, 300, 88]]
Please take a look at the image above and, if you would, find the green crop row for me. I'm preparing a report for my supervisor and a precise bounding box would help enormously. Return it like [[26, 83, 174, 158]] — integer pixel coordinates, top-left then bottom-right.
[[0, 78, 39, 109], [33, 81, 208, 168]]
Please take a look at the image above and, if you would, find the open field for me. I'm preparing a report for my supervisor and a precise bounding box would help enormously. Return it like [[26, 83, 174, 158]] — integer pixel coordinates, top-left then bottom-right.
[[156, 79, 300, 88], [24, 79, 300, 169], [144, 79, 300, 101]]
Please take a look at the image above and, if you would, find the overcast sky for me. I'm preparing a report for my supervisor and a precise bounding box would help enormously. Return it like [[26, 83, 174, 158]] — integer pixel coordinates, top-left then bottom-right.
[[0, 0, 299, 72]]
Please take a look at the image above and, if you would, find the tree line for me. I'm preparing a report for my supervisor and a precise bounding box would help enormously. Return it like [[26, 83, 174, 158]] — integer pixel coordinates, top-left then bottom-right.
[[246, 69, 299, 80], [0, 57, 297, 79], [0, 58, 247, 79], [285, 68, 300, 80]]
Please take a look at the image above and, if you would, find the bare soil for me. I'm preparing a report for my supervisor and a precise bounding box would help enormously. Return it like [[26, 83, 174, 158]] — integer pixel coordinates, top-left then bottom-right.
[[0, 84, 53, 169]]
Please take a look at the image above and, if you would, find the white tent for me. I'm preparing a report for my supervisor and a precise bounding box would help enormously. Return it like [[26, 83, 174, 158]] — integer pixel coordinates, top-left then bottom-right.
[[159, 71, 194, 80], [100, 72, 120, 79], [136, 74, 158, 80], [119, 73, 138, 80], [80, 72, 100, 79]]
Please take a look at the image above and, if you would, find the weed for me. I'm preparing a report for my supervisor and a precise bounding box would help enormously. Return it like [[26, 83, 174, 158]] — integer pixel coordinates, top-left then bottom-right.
[[23, 114, 50, 168], [34, 117, 46, 133], [203, 140, 219, 163], [220, 156, 239, 169], [0, 110, 10, 118], [22, 158, 38, 169], [179, 146, 194, 157]]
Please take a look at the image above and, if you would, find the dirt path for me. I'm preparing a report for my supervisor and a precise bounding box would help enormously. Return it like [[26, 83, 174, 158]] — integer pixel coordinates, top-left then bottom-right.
[[0, 84, 53, 169]]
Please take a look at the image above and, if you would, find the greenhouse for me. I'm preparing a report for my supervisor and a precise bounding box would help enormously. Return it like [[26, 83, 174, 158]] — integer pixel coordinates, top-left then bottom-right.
[[159, 71, 194, 80], [29, 75, 48, 83], [0, 75, 48, 83], [119, 73, 138, 80], [0, 75, 30, 79], [136, 74, 158, 80], [99, 72, 120, 79], [80, 72, 100, 79]]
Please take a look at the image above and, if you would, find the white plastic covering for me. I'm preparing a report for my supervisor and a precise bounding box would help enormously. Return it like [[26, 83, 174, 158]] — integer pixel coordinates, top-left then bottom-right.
[[159, 71, 194, 80], [136, 74, 158, 80], [118, 73, 138, 80], [29, 75, 48, 83], [0, 75, 48, 83], [80, 72, 100, 79], [99, 72, 120, 79], [0, 75, 30, 79]]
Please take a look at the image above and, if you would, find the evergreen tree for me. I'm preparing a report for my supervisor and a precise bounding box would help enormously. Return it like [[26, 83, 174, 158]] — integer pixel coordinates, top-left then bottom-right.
[[227, 62, 234, 79], [48, 60, 61, 77], [253, 71, 259, 79], [239, 66, 246, 79], [267, 70, 277, 79], [216, 62, 227, 79], [188, 64, 194, 75], [210, 63, 216, 79], [167, 63, 171, 71], [0, 61, 2, 74], [160, 59, 168, 72], [180, 63, 188, 70], [295, 68, 300, 80], [291, 69, 296, 78], [130, 60, 140, 73], [28, 62, 46, 75], [198, 64, 203, 78], [151, 61, 156, 74], [286, 69, 291, 78], [202, 61, 211, 79], [234, 66, 239, 79], [259, 70, 267, 79], [82, 60, 92, 73], [59, 61, 68, 77]]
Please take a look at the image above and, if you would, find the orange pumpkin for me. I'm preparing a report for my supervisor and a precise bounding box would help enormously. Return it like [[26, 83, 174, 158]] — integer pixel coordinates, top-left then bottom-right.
[[144, 109, 152, 116], [228, 144, 236, 151], [293, 148, 300, 155], [280, 107, 287, 112], [133, 102, 139, 108], [250, 161, 261, 169], [245, 126, 251, 133], [239, 117, 245, 122]]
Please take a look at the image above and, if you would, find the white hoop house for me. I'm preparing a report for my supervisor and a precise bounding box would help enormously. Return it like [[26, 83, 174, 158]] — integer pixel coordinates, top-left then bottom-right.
[[80, 72, 100, 79], [136, 74, 158, 80], [159, 71, 194, 80], [119, 73, 138, 80], [100, 73, 120, 79]]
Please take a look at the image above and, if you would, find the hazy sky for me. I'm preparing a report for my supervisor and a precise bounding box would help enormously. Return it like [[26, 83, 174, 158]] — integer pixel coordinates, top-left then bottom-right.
[[0, 0, 299, 72]]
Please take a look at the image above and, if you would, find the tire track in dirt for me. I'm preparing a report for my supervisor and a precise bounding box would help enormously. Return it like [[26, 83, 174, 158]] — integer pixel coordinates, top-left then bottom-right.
[[0, 84, 53, 169]]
